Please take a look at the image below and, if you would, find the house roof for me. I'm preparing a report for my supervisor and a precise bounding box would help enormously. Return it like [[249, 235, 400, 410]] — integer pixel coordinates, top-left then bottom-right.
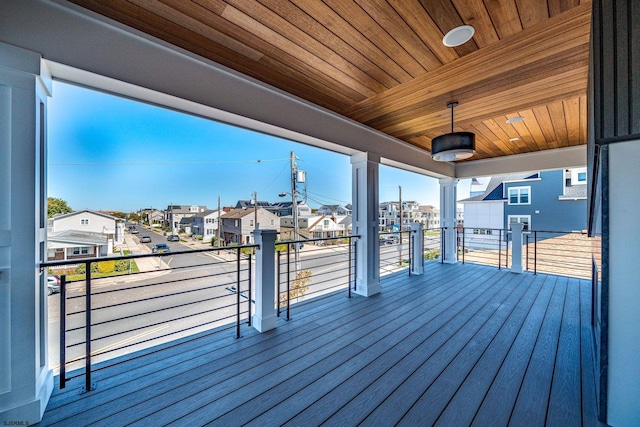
[[191, 209, 220, 219], [50, 209, 118, 222], [221, 207, 263, 220], [560, 184, 587, 199], [48, 229, 108, 246], [458, 173, 535, 203], [235, 200, 273, 209]]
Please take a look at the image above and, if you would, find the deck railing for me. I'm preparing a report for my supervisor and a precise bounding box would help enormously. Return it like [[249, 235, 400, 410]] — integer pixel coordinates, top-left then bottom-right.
[[41, 244, 256, 392], [524, 230, 592, 278], [379, 230, 411, 275], [277, 236, 357, 320], [454, 227, 510, 269]]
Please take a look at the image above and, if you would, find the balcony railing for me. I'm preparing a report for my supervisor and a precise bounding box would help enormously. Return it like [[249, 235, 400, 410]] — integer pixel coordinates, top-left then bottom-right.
[[276, 236, 357, 320], [42, 245, 257, 392]]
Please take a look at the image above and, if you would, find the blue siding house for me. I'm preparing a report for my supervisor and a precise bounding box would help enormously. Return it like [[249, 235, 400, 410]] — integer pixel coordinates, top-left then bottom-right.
[[459, 168, 587, 245]]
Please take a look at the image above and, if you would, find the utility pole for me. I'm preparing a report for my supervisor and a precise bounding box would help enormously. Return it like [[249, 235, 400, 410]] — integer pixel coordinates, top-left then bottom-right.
[[217, 195, 222, 247], [399, 186, 402, 266], [291, 151, 300, 271], [252, 191, 258, 239]]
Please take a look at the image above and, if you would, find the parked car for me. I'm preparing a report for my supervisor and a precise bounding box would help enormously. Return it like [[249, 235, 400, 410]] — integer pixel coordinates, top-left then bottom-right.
[[167, 234, 180, 242], [139, 235, 152, 243], [130, 227, 139, 234], [152, 243, 171, 254], [47, 276, 60, 295]]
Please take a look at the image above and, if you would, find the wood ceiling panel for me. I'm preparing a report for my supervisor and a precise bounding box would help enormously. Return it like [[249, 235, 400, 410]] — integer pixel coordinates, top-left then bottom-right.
[[483, 0, 524, 38], [322, 0, 427, 77], [289, 0, 413, 84], [450, 0, 500, 48], [66, 0, 592, 163], [254, 0, 400, 89]]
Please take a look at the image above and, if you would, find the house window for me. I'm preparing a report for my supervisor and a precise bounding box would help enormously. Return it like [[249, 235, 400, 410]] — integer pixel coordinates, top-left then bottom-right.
[[508, 186, 530, 205], [235, 220, 238, 227], [72, 247, 89, 255], [270, 219, 274, 226], [249, 219, 254, 226], [80, 218, 89, 225], [577, 172, 586, 182], [508, 215, 531, 231], [323, 219, 330, 228]]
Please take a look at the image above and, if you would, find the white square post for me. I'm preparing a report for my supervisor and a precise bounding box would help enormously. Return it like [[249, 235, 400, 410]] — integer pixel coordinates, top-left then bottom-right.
[[510, 222, 524, 273], [410, 222, 424, 275], [252, 229, 277, 332], [351, 152, 381, 296], [439, 178, 459, 264]]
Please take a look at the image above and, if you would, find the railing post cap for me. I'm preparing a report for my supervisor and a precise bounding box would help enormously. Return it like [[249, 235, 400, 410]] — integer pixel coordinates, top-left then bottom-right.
[[252, 229, 278, 236]]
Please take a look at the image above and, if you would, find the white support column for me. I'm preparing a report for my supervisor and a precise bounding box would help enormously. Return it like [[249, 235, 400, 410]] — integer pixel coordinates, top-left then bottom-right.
[[351, 152, 380, 296], [439, 178, 459, 264], [510, 223, 524, 273], [252, 229, 277, 333], [0, 42, 53, 424], [410, 222, 424, 275]]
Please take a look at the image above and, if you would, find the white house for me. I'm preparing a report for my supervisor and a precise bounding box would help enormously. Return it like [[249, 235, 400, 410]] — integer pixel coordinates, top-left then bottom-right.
[[47, 209, 123, 259], [190, 209, 223, 241]]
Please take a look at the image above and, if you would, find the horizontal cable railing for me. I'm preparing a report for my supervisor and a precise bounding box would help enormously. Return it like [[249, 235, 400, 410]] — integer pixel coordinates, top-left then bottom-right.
[[379, 230, 411, 276], [277, 236, 357, 320], [525, 230, 592, 278], [41, 244, 256, 392], [456, 227, 509, 269], [422, 227, 442, 263]]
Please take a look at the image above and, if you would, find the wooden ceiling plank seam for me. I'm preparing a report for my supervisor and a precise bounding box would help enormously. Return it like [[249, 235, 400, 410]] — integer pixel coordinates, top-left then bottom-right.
[[450, 0, 500, 48], [514, 0, 550, 29], [532, 105, 560, 148], [547, 100, 570, 147], [579, 94, 587, 145], [387, 0, 461, 64], [563, 97, 582, 145], [506, 113, 540, 152], [254, 0, 401, 90], [228, 0, 390, 94], [363, 46, 589, 131], [518, 108, 552, 151], [322, 0, 428, 77], [549, 0, 582, 17], [142, 0, 262, 60], [352, 0, 444, 71], [483, 0, 525, 39], [289, 0, 413, 84], [378, 68, 588, 138], [341, 4, 591, 121], [469, 123, 516, 156], [220, 3, 377, 100], [94, 0, 357, 109], [415, 0, 480, 57]]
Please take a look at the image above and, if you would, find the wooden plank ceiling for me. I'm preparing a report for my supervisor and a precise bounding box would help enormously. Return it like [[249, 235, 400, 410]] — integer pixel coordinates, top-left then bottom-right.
[[68, 0, 591, 161]]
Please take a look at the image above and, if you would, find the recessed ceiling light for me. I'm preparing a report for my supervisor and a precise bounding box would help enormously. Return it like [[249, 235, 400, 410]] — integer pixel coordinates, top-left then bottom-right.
[[442, 25, 475, 47], [509, 137, 520, 141], [506, 116, 525, 124]]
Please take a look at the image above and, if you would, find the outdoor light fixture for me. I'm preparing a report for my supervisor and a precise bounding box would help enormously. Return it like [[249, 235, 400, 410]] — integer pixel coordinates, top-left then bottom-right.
[[442, 25, 475, 47], [431, 102, 475, 162]]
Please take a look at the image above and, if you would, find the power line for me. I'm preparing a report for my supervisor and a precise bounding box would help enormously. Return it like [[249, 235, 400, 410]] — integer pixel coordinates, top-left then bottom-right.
[[49, 158, 289, 166]]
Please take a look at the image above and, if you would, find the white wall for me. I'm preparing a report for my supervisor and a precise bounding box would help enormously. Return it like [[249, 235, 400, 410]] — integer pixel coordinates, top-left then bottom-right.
[[51, 211, 114, 234], [607, 140, 640, 426], [462, 201, 504, 229]]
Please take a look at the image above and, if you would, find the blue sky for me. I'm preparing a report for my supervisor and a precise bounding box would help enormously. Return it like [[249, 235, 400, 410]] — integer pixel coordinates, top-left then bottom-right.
[[48, 82, 472, 213]]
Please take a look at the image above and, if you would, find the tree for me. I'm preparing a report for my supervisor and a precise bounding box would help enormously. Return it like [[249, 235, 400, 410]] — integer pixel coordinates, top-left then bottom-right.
[[47, 197, 72, 218], [279, 270, 312, 307]]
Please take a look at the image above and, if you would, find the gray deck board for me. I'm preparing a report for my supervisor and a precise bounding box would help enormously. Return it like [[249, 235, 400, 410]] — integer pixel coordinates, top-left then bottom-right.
[[37, 262, 604, 427]]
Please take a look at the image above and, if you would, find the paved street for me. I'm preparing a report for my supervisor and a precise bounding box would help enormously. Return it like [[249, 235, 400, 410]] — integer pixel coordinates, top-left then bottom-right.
[[47, 230, 356, 375]]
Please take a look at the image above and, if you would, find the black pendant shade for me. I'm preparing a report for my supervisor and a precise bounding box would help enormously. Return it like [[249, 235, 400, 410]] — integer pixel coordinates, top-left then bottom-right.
[[431, 102, 475, 162]]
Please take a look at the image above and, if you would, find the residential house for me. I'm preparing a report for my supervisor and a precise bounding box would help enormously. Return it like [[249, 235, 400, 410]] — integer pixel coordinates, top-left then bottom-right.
[[190, 209, 223, 241], [379, 201, 427, 231], [220, 207, 280, 245], [166, 204, 207, 230], [140, 208, 164, 227], [272, 201, 312, 217], [46, 209, 123, 260], [418, 205, 440, 229], [235, 200, 281, 216], [458, 169, 587, 248], [280, 214, 350, 241], [317, 204, 352, 216]]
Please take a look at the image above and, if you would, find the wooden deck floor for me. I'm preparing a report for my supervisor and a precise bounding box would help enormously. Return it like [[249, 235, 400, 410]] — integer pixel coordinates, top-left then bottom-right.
[[38, 262, 604, 426]]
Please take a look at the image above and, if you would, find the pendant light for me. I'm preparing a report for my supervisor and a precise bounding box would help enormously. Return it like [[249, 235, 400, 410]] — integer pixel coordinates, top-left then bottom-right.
[[431, 102, 475, 162]]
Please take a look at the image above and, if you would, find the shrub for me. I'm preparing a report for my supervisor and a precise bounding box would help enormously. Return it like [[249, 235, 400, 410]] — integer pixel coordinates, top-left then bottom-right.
[[424, 248, 440, 260], [75, 264, 85, 275], [279, 270, 312, 307], [114, 259, 129, 272], [97, 260, 115, 273]]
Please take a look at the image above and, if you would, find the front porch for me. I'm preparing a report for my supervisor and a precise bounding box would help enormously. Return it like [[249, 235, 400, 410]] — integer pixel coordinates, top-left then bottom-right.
[[39, 262, 601, 426]]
